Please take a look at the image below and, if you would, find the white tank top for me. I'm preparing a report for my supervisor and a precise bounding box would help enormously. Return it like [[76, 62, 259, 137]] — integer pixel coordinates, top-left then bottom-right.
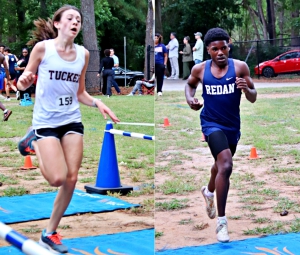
[[32, 39, 85, 129]]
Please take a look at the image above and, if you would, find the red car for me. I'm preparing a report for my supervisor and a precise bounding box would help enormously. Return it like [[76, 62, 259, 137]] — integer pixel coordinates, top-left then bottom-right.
[[254, 50, 300, 77]]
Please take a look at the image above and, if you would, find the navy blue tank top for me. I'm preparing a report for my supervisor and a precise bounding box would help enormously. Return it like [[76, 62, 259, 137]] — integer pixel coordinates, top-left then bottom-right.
[[200, 59, 242, 132], [7, 54, 17, 75]]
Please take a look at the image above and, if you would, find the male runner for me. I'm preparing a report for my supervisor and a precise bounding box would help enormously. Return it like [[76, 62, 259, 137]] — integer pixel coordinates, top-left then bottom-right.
[[185, 27, 257, 242], [0, 53, 12, 120]]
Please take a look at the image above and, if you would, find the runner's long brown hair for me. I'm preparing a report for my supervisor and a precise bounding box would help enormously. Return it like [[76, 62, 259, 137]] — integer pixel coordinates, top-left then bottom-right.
[[27, 5, 82, 47]]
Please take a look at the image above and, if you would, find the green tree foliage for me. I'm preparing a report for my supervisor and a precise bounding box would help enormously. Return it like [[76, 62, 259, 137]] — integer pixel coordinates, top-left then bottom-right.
[[99, 0, 148, 70], [161, 0, 240, 42], [160, 0, 300, 43], [0, 0, 147, 71], [235, 0, 300, 41]]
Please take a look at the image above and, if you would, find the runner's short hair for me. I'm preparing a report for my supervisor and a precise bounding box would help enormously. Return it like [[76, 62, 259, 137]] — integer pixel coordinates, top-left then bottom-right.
[[204, 28, 230, 47]]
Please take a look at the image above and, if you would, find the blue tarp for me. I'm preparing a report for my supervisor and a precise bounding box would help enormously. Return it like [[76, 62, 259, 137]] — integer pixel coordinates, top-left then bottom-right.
[[0, 228, 154, 255], [156, 233, 300, 254], [0, 189, 138, 223]]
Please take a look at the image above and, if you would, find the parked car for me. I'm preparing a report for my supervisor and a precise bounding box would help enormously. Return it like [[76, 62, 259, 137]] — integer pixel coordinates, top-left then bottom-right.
[[254, 50, 300, 78], [114, 67, 144, 86]]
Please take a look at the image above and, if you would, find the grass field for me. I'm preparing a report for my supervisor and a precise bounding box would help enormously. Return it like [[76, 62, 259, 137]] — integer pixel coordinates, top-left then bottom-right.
[[1, 95, 154, 182]]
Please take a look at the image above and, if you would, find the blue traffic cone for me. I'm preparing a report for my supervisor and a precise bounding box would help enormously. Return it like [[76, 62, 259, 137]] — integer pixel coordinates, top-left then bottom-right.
[[84, 122, 133, 195], [96, 121, 120, 188]]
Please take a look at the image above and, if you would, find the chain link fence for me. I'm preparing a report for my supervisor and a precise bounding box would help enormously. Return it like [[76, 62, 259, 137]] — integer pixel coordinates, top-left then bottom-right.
[[232, 37, 300, 77], [173, 37, 300, 79]]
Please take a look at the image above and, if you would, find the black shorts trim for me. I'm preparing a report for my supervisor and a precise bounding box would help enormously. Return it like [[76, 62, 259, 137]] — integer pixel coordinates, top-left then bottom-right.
[[35, 122, 84, 141]]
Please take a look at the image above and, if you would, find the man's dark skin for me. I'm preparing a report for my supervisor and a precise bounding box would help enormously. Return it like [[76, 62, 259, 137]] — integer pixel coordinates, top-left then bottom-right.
[[0, 53, 10, 85], [0, 53, 10, 112], [185, 40, 257, 217]]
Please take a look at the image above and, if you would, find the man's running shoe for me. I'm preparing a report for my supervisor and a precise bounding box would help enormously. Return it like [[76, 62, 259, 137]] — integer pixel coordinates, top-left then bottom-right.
[[3, 109, 12, 121], [39, 229, 68, 254], [18, 127, 36, 156], [201, 186, 216, 219], [216, 219, 230, 242]]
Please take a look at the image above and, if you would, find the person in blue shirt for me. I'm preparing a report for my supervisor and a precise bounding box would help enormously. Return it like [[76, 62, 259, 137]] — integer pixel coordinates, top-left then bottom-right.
[[185, 27, 257, 243], [155, 33, 168, 96]]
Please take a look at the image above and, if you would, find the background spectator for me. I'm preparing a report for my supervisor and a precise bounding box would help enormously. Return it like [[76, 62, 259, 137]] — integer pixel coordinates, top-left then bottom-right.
[[166, 32, 179, 79], [179, 36, 193, 80], [155, 33, 168, 96]]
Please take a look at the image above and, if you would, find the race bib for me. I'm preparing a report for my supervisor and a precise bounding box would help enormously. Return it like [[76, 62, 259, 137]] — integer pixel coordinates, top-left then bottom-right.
[[56, 95, 73, 110]]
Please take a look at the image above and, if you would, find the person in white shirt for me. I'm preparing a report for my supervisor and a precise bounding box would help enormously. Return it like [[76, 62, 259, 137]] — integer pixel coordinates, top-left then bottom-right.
[[109, 48, 121, 94], [127, 67, 155, 96], [166, 32, 179, 79], [193, 32, 204, 64]]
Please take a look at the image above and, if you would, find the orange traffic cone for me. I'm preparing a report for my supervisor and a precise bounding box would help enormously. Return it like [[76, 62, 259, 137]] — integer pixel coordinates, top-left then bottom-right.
[[249, 147, 259, 159], [20, 155, 37, 170], [201, 133, 205, 142], [163, 117, 171, 127]]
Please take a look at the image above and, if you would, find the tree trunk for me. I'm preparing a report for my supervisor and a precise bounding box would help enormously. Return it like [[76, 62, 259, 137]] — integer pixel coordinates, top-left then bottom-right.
[[248, 7, 261, 40], [266, 0, 276, 43], [155, 0, 163, 34], [256, 0, 268, 40], [145, 0, 154, 80], [278, 2, 284, 46], [40, 0, 47, 18], [81, 0, 100, 93], [16, 0, 25, 42], [291, 9, 300, 46]]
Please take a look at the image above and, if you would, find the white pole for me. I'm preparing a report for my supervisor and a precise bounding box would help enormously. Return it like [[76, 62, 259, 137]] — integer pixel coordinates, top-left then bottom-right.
[[105, 129, 155, 141], [116, 122, 155, 127], [152, 0, 155, 40], [124, 36, 127, 87], [0, 222, 53, 255]]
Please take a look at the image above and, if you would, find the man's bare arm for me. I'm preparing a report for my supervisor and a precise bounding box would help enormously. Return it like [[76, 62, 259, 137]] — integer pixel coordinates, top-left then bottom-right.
[[235, 61, 257, 103], [2, 58, 10, 82], [185, 64, 203, 111]]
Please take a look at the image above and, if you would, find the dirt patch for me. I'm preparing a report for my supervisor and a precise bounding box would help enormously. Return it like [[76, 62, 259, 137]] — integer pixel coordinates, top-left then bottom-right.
[[253, 76, 300, 83], [91, 86, 154, 96], [258, 93, 300, 99]]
